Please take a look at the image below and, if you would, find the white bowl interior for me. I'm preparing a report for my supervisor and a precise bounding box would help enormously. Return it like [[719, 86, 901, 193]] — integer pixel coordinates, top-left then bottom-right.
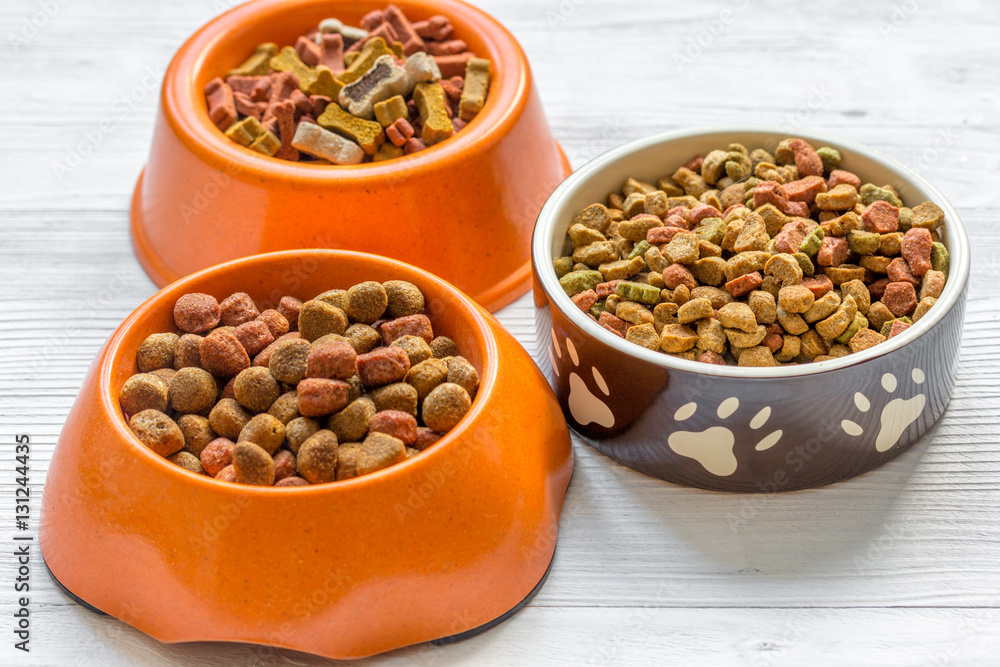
[[533, 126, 970, 378]]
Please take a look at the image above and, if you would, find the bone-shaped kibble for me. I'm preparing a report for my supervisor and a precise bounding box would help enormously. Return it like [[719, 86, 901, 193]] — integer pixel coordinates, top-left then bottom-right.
[[347, 22, 399, 55], [338, 54, 409, 119], [271, 100, 300, 161], [318, 18, 368, 48], [317, 102, 385, 154], [412, 82, 454, 145], [361, 10, 385, 32], [373, 94, 408, 127], [204, 77, 237, 130], [306, 66, 342, 99], [318, 33, 344, 73], [295, 35, 322, 67], [337, 37, 396, 86], [426, 40, 467, 56], [403, 52, 441, 93], [291, 122, 364, 165], [374, 142, 404, 162], [233, 91, 263, 119], [224, 116, 281, 156], [459, 57, 490, 121], [413, 15, 453, 41], [269, 46, 318, 93], [434, 53, 474, 78], [384, 4, 425, 55], [228, 42, 277, 77]]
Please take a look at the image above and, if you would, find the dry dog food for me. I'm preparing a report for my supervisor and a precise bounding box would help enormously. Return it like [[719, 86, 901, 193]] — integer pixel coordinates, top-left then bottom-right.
[[555, 137, 950, 366], [205, 4, 492, 164], [121, 282, 478, 485]]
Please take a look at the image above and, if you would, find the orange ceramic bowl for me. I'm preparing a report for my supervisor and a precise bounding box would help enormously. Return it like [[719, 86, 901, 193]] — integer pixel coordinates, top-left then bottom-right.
[[129, 0, 570, 312], [40, 250, 573, 659]]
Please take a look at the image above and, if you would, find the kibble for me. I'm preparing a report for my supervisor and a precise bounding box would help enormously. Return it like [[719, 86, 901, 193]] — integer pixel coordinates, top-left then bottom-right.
[[206, 6, 490, 163], [556, 137, 951, 365], [121, 281, 477, 484]]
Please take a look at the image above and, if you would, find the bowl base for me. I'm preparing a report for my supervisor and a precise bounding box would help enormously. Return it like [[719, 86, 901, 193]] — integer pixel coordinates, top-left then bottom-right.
[[45, 551, 554, 650]]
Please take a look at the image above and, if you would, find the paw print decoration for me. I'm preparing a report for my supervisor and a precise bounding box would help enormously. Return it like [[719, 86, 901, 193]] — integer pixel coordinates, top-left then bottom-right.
[[548, 326, 930, 479], [550, 329, 614, 429]]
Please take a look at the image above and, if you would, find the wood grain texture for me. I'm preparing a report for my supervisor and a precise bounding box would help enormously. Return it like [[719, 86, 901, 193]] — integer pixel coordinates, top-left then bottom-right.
[[1, 0, 999, 664]]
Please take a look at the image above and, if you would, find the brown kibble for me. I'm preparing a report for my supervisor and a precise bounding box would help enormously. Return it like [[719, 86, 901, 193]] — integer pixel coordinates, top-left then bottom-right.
[[233, 320, 275, 357], [167, 450, 205, 475], [238, 413, 285, 455], [346, 281, 388, 324], [136, 333, 179, 372], [275, 476, 310, 487], [344, 323, 382, 354], [177, 414, 215, 457], [737, 346, 778, 367], [357, 432, 407, 476], [381, 314, 434, 344], [219, 292, 260, 326], [150, 367, 176, 384], [413, 427, 442, 451], [120, 373, 168, 416], [168, 367, 218, 414], [277, 296, 302, 330], [422, 382, 471, 432], [273, 449, 297, 481], [444, 355, 479, 398], [404, 357, 448, 400], [268, 337, 311, 384], [383, 280, 425, 318], [920, 270, 946, 300], [208, 398, 251, 440], [718, 302, 757, 333], [777, 285, 815, 314], [129, 409, 184, 457], [391, 334, 433, 367], [233, 441, 275, 486], [200, 329, 250, 378], [328, 396, 376, 443], [430, 336, 460, 358], [370, 382, 419, 416], [257, 309, 290, 338], [316, 289, 348, 310], [357, 345, 411, 387], [306, 340, 358, 379], [297, 378, 350, 417], [200, 437, 235, 476], [174, 293, 221, 333], [849, 328, 886, 353], [285, 416, 321, 454], [881, 282, 917, 317], [267, 391, 299, 424], [233, 366, 281, 412], [297, 430, 340, 484], [298, 300, 349, 341], [369, 410, 417, 445], [625, 323, 660, 350], [174, 334, 205, 370], [659, 323, 698, 353]]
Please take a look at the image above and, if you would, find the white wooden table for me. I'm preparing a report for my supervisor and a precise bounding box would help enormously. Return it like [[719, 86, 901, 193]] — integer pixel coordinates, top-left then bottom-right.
[[2, 0, 999, 664]]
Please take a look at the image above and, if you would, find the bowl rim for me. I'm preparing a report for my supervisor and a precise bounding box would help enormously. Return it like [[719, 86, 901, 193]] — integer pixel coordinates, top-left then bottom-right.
[[532, 125, 971, 379], [102, 249, 498, 494], [163, 0, 528, 179]]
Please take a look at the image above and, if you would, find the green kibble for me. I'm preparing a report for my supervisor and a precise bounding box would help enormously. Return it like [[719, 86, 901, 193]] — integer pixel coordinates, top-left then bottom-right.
[[559, 270, 603, 297], [897, 207, 913, 232], [816, 146, 841, 173], [847, 230, 881, 255], [696, 218, 726, 246], [860, 183, 903, 208], [589, 303, 605, 319], [931, 242, 949, 275], [744, 177, 762, 190], [836, 313, 869, 345], [615, 281, 661, 305], [628, 240, 652, 260], [800, 227, 826, 256], [879, 319, 895, 338], [553, 256, 573, 278], [792, 252, 815, 277]]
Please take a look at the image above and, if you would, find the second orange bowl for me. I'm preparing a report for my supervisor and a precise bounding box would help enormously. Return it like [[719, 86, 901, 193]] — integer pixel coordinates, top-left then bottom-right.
[[130, 0, 571, 311]]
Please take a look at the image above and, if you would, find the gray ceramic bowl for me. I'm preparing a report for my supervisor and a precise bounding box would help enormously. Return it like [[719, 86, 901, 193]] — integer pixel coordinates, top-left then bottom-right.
[[531, 127, 969, 492]]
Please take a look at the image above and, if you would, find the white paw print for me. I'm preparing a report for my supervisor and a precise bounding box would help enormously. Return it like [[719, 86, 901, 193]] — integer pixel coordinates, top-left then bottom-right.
[[842, 369, 927, 452], [550, 329, 615, 429], [667, 398, 782, 476]]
